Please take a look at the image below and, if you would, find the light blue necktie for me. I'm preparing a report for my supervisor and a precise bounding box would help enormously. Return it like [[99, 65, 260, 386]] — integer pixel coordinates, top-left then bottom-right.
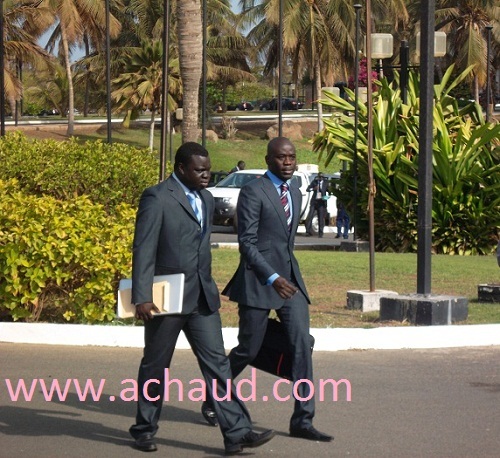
[[187, 191, 203, 227]]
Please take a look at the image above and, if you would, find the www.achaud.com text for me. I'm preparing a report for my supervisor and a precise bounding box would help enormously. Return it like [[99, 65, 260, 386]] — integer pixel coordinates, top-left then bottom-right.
[[4, 368, 352, 403]]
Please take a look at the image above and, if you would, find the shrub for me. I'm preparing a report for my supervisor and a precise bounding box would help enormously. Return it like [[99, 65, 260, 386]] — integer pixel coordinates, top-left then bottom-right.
[[313, 65, 500, 255], [0, 132, 163, 213], [0, 179, 135, 323]]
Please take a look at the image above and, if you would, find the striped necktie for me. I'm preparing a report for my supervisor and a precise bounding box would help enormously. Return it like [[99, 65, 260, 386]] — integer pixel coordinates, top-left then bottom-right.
[[280, 183, 292, 231]]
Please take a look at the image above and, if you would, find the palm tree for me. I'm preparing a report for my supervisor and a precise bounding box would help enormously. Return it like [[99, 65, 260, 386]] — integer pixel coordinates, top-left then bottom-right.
[[112, 40, 180, 151], [240, 0, 408, 131], [40, 0, 122, 135], [176, 0, 203, 143], [2, 0, 54, 120], [428, 0, 500, 102], [24, 62, 69, 115]]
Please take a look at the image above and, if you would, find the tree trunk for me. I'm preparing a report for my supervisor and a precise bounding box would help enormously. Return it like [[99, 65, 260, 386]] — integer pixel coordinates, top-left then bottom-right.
[[177, 0, 203, 143], [149, 109, 155, 152], [83, 35, 90, 117], [315, 59, 324, 132], [60, 25, 75, 136]]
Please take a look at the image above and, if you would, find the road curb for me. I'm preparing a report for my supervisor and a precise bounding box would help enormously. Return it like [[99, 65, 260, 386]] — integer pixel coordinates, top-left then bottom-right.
[[1, 322, 500, 351]]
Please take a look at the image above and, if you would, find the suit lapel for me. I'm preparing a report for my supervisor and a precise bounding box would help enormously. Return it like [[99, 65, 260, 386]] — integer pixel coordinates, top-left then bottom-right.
[[166, 176, 200, 225], [199, 189, 212, 238], [290, 184, 301, 234], [262, 174, 295, 235]]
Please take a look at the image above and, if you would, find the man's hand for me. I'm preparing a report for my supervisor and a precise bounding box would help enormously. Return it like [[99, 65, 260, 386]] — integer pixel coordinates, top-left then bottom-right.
[[135, 302, 161, 321], [272, 276, 299, 300]]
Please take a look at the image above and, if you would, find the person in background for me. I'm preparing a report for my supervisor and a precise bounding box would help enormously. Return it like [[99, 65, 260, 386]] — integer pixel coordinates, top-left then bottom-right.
[[129, 142, 275, 455], [335, 200, 350, 240], [305, 172, 329, 238], [230, 160, 246, 174]]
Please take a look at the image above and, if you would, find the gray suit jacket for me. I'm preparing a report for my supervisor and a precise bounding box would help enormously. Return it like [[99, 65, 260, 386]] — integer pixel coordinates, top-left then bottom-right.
[[223, 173, 310, 309], [131, 176, 220, 313]]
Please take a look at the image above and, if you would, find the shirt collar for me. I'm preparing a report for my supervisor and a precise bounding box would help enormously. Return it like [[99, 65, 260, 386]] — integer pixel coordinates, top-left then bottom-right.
[[266, 170, 292, 191], [173, 172, 195, 196]]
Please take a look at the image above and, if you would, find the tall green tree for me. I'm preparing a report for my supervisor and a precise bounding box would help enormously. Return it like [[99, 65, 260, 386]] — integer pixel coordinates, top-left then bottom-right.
[[112, 40, 180, 152], [176, 0, 203, 143], [409, 0, 499, 102], [2, 0, 54, 119], [40, 0, 122, 135]]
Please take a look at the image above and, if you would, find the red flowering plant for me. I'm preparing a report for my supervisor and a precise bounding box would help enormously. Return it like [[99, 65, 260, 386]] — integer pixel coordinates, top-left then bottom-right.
[[348, 58, 379, 92]]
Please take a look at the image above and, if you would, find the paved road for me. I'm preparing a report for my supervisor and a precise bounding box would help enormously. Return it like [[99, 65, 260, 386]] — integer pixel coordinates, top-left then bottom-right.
[[1, 343, 499, 457], [211, 226, 348, 251]]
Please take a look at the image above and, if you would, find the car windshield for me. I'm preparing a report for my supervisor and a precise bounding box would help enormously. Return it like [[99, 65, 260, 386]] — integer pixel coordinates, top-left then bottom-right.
[[215, 173, 263, 188]]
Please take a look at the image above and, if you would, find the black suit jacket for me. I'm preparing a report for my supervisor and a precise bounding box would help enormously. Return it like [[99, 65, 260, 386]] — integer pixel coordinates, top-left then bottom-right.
[[131, 176, 220, 314], [223, 173, 309, 309], [306, 178, 329, 200]]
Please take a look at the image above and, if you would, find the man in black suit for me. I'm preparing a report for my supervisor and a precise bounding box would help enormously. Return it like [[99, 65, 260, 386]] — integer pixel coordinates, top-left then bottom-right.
[[305, 172, 329, 237], [203, 138, 332, 442], [129, 142, 275, 455]]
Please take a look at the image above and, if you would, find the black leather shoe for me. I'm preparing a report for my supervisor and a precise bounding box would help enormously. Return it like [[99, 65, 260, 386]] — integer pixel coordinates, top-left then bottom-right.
[[134, 433, 157, 452], [225, 429, 276, 455], [201, 401, 218, 427], [290, 426, 333, 442]]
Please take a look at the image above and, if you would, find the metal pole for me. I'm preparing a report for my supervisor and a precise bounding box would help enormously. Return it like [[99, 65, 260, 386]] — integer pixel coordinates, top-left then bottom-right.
[[278, 0, 283, 136], [486, 25, 493, 123], [366, 0, 375, 292], [159, 0, 171, 182], [352, 4, 362, 241], [0, 0, 5, 136], [201, 0, 207, 147], [105, 0, 112, 144], [400, 40, 409, 104], [416, 0, 435, 296]]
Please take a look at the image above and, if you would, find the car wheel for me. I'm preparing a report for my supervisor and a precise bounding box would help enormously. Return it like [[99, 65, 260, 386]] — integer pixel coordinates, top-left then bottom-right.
[[232, 214, 238, 233], [310, 216, 319, 236]]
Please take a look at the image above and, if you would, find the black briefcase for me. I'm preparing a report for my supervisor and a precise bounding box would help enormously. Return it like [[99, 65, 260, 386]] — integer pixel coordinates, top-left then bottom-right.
[[250, 318, 315, 380]]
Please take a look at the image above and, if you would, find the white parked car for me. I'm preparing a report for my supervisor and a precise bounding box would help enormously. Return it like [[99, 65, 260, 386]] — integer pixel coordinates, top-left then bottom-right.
[[207, 168, 339, 233]]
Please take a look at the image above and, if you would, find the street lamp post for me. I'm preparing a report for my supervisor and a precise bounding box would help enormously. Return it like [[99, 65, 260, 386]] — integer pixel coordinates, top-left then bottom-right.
[[159, 0, 171, 182], [486, 24, 493, 123], [399, 40, 409, 104], [105, 0, 112, 144], [352, 3, 362, 242], [0, 0, 5, 136], [371, 32, 446, 105], [278, 0, 283, 136]]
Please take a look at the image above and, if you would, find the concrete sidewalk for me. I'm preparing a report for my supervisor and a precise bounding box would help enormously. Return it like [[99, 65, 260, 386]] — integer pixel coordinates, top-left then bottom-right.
[[2, 321, 500, 351]]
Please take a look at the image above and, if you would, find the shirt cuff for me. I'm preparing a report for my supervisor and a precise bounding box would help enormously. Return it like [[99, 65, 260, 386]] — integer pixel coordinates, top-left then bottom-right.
[[267, 273, 279, 285]]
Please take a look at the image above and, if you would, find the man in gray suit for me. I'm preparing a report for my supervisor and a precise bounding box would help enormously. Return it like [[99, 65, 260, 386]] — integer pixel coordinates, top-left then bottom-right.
[[129, 142, 275, 454], [204, 138, 332, 442]]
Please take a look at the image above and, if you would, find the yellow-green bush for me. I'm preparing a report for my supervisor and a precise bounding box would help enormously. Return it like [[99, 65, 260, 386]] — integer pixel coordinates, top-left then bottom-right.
[[0, 179, 135, 323]]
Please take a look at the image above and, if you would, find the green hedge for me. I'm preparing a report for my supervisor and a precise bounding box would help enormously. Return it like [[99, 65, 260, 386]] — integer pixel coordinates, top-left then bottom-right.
[[0, 179, 135, 323], [0, 132, 161, 213]]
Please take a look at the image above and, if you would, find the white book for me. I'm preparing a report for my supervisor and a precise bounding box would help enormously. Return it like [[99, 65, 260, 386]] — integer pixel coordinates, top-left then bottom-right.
[[117, 274, 185, 318]]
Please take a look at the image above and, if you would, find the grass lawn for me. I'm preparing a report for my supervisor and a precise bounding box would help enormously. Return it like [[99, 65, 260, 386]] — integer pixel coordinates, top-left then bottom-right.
[[211, 249, 500, 328], [17, 122, 500, 328], [73, 121, 343, 174]]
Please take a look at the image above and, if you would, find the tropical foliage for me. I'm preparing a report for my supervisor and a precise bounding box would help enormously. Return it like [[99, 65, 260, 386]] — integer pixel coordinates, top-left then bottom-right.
[[313, 66, 500, 255], [2, 1, 498, 136]]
